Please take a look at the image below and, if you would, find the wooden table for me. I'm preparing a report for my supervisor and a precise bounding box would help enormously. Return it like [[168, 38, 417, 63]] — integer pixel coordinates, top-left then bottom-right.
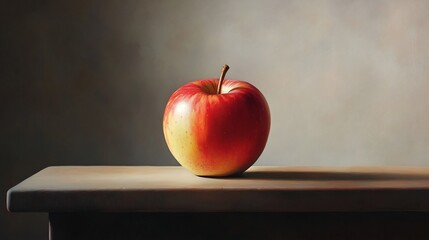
[[7, 166, 429, 239]]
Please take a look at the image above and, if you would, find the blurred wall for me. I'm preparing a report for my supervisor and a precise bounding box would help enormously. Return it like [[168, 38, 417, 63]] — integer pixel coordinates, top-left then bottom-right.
[[2, 0, 429, 239]]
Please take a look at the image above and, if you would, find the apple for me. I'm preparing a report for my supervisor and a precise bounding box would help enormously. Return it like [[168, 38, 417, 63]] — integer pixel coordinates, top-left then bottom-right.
[[163, 65, 270, 177]]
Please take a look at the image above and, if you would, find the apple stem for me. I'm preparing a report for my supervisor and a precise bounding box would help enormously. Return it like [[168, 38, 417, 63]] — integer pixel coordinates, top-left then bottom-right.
[[216, 64, 230, 94]]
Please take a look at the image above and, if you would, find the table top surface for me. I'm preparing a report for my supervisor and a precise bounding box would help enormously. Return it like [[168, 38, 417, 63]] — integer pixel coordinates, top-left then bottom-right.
[[7, 166, 429, 212]]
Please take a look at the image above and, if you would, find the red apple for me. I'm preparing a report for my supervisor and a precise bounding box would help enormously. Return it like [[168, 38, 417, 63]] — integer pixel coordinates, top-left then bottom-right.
[[163, 65, 270, 177]]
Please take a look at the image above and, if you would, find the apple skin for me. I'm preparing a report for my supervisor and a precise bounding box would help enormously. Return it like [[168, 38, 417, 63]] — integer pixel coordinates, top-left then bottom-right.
[[163, 79, 270, 177]]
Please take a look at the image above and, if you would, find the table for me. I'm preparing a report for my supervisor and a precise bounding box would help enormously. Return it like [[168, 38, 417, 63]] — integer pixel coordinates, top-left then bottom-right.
[[7, 166, 429, 239]]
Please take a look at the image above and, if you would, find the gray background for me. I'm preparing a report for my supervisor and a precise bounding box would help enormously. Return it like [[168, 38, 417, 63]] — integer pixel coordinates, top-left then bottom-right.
[[2, 0, 429, 239]]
